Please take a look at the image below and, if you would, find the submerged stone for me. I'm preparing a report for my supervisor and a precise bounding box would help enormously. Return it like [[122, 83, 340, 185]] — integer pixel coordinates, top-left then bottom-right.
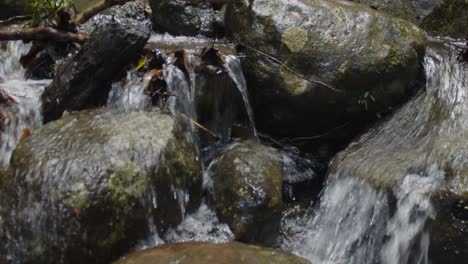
[[225, 0, 426, 142], [114, 242, 311, 264], [0, 109, 202, 264], [209, 140, 283, 245]]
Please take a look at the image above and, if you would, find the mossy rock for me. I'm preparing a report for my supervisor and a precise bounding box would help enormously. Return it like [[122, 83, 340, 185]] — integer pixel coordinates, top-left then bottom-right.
[[0, 109, 202, 264], [225, 0, 426, 142], [114, 242, 311, 264], [327, 45, 467, 264], [209, 140, 283, 244], [421, 0, 468, 39]]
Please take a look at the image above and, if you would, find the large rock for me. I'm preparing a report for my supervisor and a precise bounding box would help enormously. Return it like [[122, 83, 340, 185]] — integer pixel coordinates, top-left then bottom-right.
[[114, 242, 311, 264], [328, 45, 467, 263], [421, 0, 468, 39], [225, 0, 426, 141], [42, 19, 150, 123], [208, 140, 283, 244], [0, 109, 202, 264], [149, 0, 227, 37]]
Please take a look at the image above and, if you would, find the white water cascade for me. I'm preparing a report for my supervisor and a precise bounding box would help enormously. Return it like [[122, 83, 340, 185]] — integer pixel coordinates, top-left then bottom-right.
[[0, 41, 50, 166]]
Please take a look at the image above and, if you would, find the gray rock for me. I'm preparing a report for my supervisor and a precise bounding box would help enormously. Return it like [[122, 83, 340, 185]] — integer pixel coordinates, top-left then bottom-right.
[[148, 0, 227, 37], [225, 0, 426, 142], [0, 109, 202, 264], [42, 19, 151, 123], [209, 140, 283, 244]]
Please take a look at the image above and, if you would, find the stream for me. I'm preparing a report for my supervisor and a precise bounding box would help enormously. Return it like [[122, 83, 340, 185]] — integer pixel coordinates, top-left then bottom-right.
[[0, 25, 466, 264]]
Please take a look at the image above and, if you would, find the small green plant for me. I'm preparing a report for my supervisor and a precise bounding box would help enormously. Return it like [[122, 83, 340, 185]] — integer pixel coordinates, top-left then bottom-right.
[[357, 91, 376, 111], [27, 0, 74, 24]]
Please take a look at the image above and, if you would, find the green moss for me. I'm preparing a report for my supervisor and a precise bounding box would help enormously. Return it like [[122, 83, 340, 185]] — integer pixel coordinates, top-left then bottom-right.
[[281, 27, 308, 53], [108, 162, 149, 209]]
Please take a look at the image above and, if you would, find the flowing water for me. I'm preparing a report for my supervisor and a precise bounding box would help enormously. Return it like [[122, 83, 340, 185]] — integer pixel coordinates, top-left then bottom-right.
[[1, 36, 466, 264], [279, 42, 467, 264], [0, 41, 50, 167], [224, 55, 258, 138]]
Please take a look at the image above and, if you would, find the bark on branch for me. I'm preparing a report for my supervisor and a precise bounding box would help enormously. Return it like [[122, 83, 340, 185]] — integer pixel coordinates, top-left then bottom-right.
[[0, 27, 88, 43]]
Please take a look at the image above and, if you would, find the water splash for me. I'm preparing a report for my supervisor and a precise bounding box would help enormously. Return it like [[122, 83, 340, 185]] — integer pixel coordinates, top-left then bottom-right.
[[107, 71, 151, 111], [281, 170, 442, 264], [224, 55, 257, 138], [281, 177, 389, 264], [0, 41, 50, 166], [164, 203, 234, 244]]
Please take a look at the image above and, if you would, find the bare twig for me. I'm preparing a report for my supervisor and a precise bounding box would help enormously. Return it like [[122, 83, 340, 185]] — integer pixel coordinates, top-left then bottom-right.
[[279, 121, 351, 143], [239, 44, 341, 92], [0, 14, 32, 25], [176, 112, 219, 139]]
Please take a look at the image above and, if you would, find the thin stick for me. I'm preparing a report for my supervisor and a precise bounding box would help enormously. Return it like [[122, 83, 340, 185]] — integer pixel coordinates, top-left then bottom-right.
[[176, 112, 219, 139], [0, 14, 32, 25], [279, 121, 351, 143], [240, 44, 341, 92]]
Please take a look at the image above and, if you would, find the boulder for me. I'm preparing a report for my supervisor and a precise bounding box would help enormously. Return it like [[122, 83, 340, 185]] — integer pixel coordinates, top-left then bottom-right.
[[114, 242, 311, 264], [148, 0, 227, 37], [0, 109, 202, 264], [421, 0, 468, 39], [327, 45, 467, 263], [208, 140, 283, 244], [42, 19, 151, 123], [225, 0, 426, 141]]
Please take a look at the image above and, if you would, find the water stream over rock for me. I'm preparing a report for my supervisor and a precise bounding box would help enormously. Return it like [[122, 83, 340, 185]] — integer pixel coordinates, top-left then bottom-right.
[[0, 41, 50, 167]]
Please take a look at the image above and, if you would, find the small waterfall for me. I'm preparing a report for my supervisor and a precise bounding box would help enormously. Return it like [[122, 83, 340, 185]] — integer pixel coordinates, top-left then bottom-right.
[[107, 71, 151, 111], [0, 41, 50, 166], [224, 55, 257, 138], [281, 170, 442, 264], [281, 177, 389, 264], [164, 202, 234, 244], [381, 171, 442, 264]]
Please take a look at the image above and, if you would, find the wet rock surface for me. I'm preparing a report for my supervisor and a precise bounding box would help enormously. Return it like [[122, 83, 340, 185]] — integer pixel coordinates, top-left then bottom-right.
[[328, 44, 467, 264], [149, 0, 227, 37], [41, 20, 150, 123], [114, 242, 311, 264], [225, 0, 426, 142], [209, 140, 283, 244], [0, 109, 202, 264]]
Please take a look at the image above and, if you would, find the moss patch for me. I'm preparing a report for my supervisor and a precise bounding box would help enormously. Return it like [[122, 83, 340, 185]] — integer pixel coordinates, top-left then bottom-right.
[[281, 27, 308, 53]]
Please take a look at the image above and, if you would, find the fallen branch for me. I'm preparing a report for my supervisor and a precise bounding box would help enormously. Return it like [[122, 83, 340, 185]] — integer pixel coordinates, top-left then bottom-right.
[[177, 112, 220, 139], [239, 44, 341, 92], [0, 26, 88, 43], [76, 0, 132, 24]]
